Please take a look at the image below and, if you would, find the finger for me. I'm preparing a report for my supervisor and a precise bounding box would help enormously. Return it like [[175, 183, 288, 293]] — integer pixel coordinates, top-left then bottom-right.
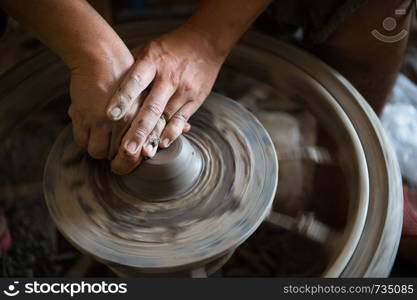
[[68, 106, 90, 148], [108, 123, 128, 160], [141, 115, 166, 159], [163, 90, 187, 120], [72, 121, 90, 149], [87, 126, 111, 159], [161, 91, 192, 138], [160, 101, 197, 148], [111, 80, 175, 174], [108, 91, 147, 160], [183, 122, 191, 133], [111, 146, 143, 175], [106, 58, 156, 121]]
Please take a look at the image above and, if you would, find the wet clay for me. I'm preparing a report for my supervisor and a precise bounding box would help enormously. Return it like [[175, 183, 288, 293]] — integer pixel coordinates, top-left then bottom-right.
[[120, 135, 204, 201], [43, 93, 278, 275]]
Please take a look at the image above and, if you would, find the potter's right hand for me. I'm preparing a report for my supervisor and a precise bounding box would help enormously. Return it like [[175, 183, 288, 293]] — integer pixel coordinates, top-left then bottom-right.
[[68, 47, 137, 159]]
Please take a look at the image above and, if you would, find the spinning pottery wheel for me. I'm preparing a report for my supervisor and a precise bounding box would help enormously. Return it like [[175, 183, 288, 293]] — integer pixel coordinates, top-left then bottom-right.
[[0, 20, 403, 277], [43, 93, 278, 276]]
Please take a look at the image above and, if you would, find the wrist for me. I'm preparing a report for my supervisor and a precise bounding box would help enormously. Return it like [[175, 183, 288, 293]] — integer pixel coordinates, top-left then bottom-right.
[[179, 0, 273, 61], [64, 38, 134, 75], [174, 23, 231, 64]]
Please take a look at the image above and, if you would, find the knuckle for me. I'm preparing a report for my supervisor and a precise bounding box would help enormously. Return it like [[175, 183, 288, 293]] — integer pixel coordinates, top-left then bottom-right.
[[134, 126, 149, 140], [163, 107, 176, 120], [132, 73, 142, 84], [116, 93, 131, 107], [157, 71, 178, 89], [143, 103, 163, 116], [172, 112, 188, 123], [140, 41, 158, 60], [164, 70, 180, 87], [181, 82, 194, 94], [128, 72, 143, 89], [68, 107, 75, 118], [68, 107, 83, 121], [167, 72, 180, 87]]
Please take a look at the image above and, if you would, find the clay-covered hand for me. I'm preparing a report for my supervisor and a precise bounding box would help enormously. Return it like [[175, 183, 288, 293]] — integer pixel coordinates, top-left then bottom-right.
[[108, 26, 226, 175], [68, 50, 136, 159]]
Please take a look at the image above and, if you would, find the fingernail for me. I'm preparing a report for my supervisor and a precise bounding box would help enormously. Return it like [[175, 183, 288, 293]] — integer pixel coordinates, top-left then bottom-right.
[[144, 143, 153, 153], [162, 138, 171, 148], [110, 106, 122, 119], [125, 141, 138, 154]]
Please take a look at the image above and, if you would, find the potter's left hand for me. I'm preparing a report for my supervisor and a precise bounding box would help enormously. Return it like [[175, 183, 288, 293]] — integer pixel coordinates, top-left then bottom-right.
[[108, 26, 226, 175]]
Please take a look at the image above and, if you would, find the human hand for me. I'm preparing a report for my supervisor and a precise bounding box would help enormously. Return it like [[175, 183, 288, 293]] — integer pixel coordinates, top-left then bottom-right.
[[68, 47, 136, 159], [1, 0, 269, 174], [108, 26, 226, 175]]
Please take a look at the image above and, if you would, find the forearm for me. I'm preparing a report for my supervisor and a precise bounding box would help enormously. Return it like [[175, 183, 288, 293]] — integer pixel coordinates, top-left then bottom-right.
[[0, 0, 131, 70], [183, 0, 273, 58]]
